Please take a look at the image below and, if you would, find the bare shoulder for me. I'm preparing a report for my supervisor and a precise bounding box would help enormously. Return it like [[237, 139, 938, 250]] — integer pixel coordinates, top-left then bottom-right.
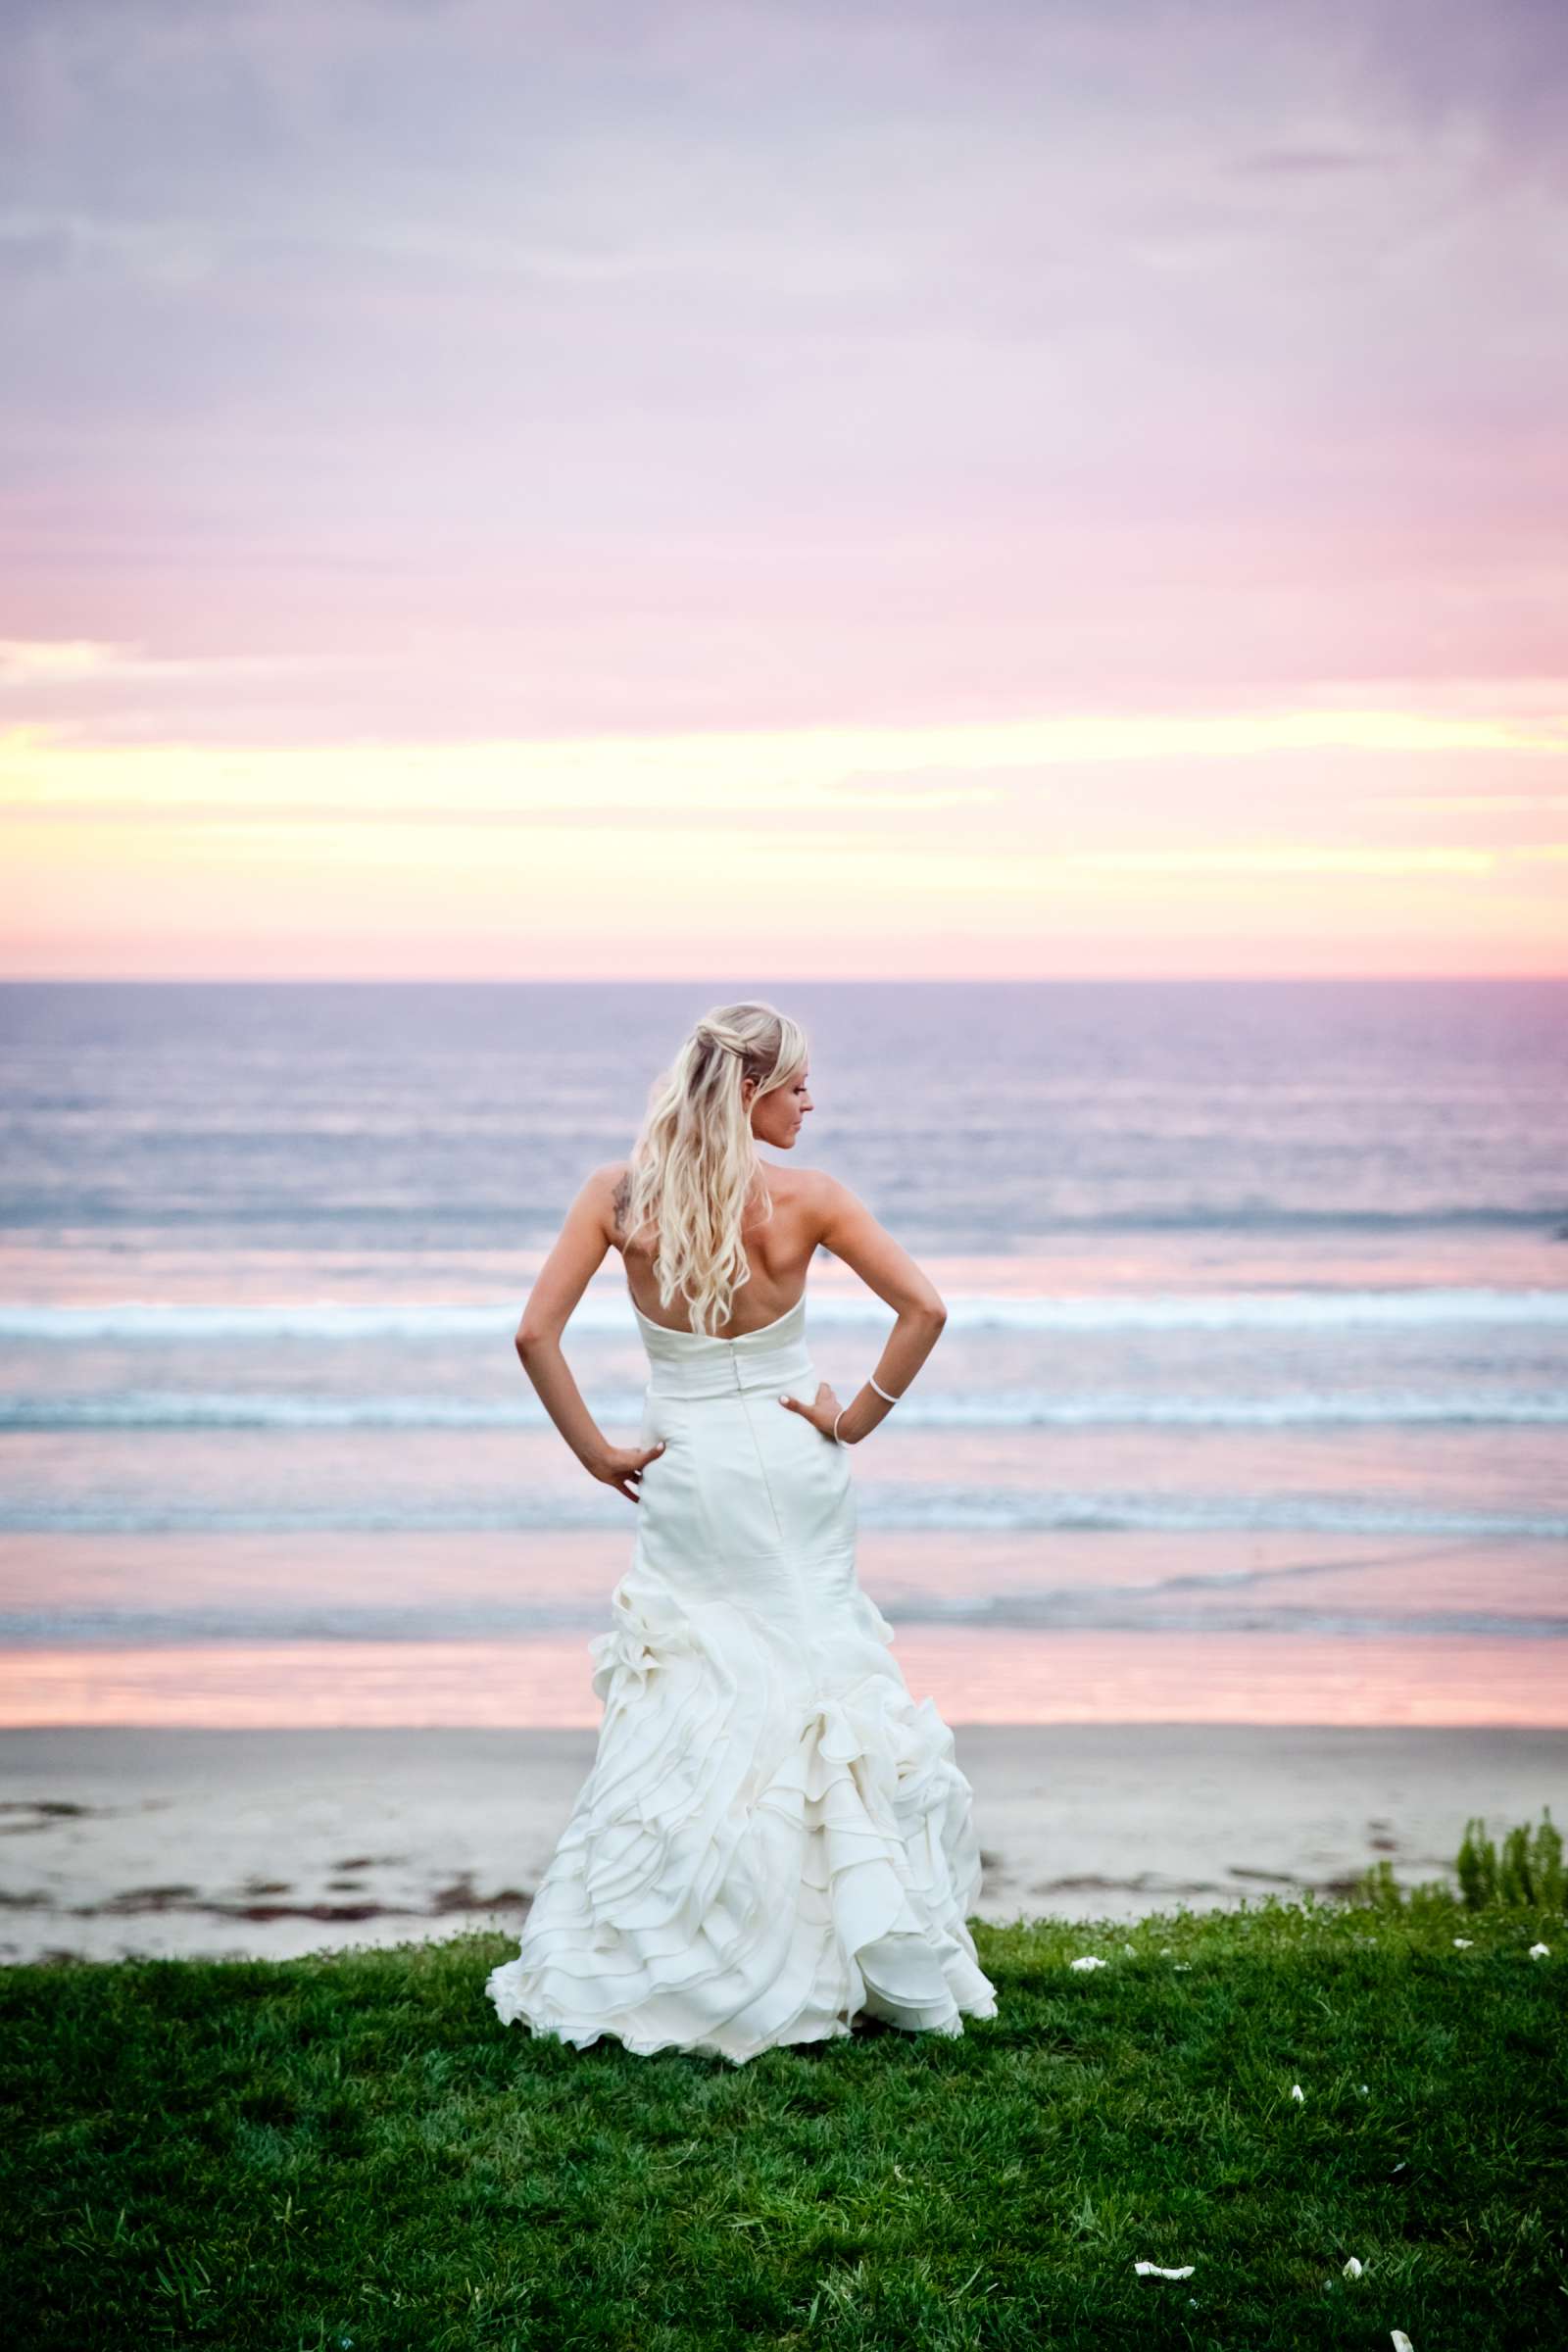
[[791, 1163, 856, 1207], [585, 1159, 632, 1239], [763, 1158, 823, 1193], [765, 1160, 828, 1203], [793, 1169, 941, 1316], [785, 1165, 865, 1246]]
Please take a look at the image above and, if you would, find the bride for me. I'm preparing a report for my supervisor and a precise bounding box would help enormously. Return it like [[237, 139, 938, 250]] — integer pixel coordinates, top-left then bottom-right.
[[485, 1001, 999, 2063]]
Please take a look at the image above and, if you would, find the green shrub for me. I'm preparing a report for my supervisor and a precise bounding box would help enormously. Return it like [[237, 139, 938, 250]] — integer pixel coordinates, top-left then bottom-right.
[[1355, 1805, 1564, 1914]]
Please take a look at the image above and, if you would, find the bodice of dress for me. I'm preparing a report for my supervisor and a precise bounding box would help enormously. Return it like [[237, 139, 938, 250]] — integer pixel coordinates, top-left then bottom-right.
[[632, 1293, 812, 1401]]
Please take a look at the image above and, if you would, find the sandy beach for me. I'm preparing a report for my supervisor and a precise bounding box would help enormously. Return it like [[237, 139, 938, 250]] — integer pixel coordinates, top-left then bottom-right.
[[2, 1722, 1562, 1967]]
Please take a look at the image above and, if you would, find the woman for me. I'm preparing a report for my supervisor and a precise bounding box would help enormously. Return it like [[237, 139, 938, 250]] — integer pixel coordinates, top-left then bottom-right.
[[485, 1002, 998, 2063]]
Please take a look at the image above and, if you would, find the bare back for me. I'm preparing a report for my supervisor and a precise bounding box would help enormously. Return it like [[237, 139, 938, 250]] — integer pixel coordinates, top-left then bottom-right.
[[609, 1159, 825, 1337], [515, 1155, 942, 1354]]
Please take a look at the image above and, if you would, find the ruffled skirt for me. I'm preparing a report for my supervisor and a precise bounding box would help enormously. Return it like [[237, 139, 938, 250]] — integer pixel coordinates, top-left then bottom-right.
[[485, 1345, 999, 2064]]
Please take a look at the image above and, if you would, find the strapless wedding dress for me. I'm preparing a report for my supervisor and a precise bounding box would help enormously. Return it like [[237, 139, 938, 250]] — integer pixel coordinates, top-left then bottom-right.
[[484, 1291, 999, 2065]]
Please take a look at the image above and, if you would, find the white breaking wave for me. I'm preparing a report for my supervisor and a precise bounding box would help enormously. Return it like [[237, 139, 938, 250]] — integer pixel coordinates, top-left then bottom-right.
[[3, 1599, 1562, 1645], [6, 1386, 1567, 1431], [4, 1494, 1567, 1539], [2, 1284, 1566, 1343]]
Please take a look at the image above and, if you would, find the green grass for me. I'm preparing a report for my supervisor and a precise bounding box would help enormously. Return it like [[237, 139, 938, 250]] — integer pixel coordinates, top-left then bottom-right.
[[5, 1892, 1564, 2351]]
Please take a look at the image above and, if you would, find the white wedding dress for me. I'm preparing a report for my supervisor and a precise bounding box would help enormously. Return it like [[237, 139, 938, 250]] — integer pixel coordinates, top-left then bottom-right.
[[484, 1290, 999, 2065]]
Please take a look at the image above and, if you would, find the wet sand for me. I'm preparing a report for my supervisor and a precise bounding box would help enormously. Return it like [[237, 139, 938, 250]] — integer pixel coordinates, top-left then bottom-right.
[[2, 1722, 1562, 1965]]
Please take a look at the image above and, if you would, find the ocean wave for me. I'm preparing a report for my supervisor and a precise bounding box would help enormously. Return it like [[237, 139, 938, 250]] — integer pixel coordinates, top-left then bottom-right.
[[4, 1493, 1566, 1539], [2, 1284, 1566, 1344], [8, 1203, 1563, 1240], [6, 1385, 1567, 1431], [2, 1597, 1561, 1646]]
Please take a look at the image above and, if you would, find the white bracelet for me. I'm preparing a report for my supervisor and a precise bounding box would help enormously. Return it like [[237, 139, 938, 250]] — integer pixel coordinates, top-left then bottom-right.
[[836, 1376, 902, 1444]]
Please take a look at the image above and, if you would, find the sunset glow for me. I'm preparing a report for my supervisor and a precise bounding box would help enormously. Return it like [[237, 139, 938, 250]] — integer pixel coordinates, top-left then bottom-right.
[[3, 0, 1565, 977]]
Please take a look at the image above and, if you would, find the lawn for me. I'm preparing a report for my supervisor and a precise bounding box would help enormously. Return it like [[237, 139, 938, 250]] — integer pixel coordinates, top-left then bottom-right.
[[6, 1893, 1564, 2350]]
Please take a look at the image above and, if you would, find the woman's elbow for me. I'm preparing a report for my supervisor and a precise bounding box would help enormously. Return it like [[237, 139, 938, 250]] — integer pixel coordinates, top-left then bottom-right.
[[514, 1321, 555, 1357]]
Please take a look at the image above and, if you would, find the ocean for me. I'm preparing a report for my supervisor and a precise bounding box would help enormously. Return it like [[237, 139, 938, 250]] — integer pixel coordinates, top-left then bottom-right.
[[2, 978, 1564, 1729]]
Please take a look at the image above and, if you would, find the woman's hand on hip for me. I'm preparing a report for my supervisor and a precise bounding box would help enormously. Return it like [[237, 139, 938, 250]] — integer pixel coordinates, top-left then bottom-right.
[[778, 1382, 843, 1441], [590, 1439, 665, 1502]]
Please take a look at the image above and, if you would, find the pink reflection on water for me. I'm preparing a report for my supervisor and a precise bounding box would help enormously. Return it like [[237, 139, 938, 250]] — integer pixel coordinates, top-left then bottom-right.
[[3, 1631, 1563, 1730]]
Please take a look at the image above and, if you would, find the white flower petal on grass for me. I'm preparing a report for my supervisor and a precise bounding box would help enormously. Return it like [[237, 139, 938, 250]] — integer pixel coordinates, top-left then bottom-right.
[[1123, 1942, 1137, 1955], [1172, 1962, 1192, 1971], [1528, 1941, 1550, 1958], [1069, 1954, 1106, 1971], [1290, 2083, 1304, 2102], [1133, 2261, 1196, 2278], [1357, 2083, 1369, 2095], [1391, 2331, 1415, 2350], [1343, 2256, 1364, 2278], [1452, 1936, 1473, 1948]]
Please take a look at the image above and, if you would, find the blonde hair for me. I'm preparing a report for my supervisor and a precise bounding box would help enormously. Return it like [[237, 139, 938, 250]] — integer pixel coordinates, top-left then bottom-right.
[[621, 1002, 809, 1337]]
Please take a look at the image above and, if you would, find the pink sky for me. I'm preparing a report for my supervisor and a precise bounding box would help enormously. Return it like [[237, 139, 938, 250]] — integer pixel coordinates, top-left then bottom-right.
[[2, 0, 1564, 977]]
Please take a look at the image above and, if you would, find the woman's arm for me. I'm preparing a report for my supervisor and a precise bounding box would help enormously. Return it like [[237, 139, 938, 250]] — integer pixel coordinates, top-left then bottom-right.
[[514, 1163, 663, 1503], [795, 1172, 947, 1446]]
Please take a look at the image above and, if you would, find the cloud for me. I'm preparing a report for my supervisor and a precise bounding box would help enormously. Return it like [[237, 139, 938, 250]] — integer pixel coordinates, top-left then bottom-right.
[[0, 640, 298, 686], [0, 639, 132, 683], [2, 0, 1564, 747], [1229, 149, 1396, 176], [3, 698, 1563, 811]]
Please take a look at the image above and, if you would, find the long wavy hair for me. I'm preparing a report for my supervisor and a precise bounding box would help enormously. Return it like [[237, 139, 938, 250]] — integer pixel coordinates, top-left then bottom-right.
[[620, 1002, 809, 1337]]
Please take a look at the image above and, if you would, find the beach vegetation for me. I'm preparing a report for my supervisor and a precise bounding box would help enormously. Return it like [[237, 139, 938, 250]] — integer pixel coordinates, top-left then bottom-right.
[[1353, 1805, 1565, 1917]]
